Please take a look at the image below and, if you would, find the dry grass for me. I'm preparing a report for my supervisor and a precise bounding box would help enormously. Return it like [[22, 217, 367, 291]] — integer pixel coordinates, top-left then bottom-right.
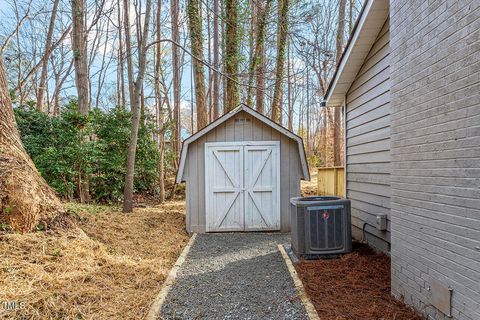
[[0, 200, 189, 320]]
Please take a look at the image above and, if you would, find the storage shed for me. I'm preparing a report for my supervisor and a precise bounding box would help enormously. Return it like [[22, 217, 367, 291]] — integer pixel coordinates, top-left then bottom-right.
[[176, 104, 310, 233]]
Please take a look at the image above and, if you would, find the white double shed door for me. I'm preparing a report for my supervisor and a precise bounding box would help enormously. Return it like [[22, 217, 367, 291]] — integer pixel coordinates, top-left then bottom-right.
[[205, 141, 281, 232]]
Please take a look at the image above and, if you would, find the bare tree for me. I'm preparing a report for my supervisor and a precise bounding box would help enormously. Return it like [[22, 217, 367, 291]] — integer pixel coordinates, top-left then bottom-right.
[[123, 0, 134, 107], [271, 0, 289, 122], [51, 45, 74, 116], [349, 0, 353, 33], [212, 0, 220, 119], [333, 0, 346, 166], [287, 40, 292, 130], [246, 0, 272, 110], [123, 0, 153, 213], [224, 0, 239, 112], [187, 0, 207, 129], [117, 0, 126, 109], [171, 0, 181, 163], [154, 0, 165, 203], [71, 0, 89, 114], [36, 0, 60, 111]]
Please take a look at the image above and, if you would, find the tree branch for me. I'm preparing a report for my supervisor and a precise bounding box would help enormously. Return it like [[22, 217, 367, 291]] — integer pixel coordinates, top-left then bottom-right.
[[146, 38, 266, 94]]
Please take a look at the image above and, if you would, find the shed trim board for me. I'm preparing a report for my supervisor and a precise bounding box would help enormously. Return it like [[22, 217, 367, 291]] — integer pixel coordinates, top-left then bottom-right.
[[205, 141, 281, 232], [176, 103, 310, 183]]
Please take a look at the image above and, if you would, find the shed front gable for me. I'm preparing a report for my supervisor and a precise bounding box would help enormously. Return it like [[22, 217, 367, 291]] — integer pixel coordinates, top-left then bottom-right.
[[176, 104, 310, 183]]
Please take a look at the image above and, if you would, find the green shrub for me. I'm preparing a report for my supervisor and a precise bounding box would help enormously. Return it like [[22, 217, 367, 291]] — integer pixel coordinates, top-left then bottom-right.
[[15, 103, 160, 203]]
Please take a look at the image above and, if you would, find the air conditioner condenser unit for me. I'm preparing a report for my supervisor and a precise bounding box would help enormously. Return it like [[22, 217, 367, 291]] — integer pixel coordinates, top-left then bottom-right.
[[290, 196, 352, 258]]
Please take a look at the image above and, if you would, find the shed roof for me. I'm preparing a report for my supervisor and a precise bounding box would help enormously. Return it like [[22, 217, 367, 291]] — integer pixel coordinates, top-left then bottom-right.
[[324, 0, 389, 107], [176, 103, 310, 183]]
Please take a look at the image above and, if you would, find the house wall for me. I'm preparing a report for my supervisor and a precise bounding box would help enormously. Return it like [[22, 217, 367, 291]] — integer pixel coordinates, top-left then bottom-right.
[[390, 1, 480, 319], [345, 18, 391, 252], [182, 110, 303, 233]]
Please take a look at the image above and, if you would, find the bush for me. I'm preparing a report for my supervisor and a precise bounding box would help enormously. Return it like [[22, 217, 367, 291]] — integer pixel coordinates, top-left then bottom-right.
[[15, 103, 160, 203]]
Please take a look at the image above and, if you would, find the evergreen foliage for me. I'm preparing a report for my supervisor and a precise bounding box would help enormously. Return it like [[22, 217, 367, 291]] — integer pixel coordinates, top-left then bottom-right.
[[14, 102, 161, 203]]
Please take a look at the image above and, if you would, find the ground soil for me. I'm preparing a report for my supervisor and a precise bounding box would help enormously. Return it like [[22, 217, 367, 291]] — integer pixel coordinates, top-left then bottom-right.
[[0, 200, 190, 319], [295, 243, 424, 320], [301, 170, 318, 196]]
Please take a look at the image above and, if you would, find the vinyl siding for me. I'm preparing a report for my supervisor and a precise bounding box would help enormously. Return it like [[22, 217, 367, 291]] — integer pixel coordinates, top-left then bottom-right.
[[345, 18, 391, 251], [389, 1, 480, 319], [183, 110, 303, 233]]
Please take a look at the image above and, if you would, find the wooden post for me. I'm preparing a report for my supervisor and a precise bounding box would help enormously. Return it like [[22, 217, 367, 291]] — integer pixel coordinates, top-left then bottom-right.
[[334, 167, 338, 196]]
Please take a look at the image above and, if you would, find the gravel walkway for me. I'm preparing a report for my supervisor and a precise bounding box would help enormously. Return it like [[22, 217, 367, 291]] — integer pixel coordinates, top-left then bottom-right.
[[159, 233, 308, 320]]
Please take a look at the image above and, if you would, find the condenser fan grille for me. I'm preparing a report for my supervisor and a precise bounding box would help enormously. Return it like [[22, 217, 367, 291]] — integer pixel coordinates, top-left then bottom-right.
[[308, 205, 345, 251]]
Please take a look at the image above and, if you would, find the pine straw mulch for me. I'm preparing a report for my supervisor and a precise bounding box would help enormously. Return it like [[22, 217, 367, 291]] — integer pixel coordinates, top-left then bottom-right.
[[295, 243, 425, 320], [0, 200, 190, 320]]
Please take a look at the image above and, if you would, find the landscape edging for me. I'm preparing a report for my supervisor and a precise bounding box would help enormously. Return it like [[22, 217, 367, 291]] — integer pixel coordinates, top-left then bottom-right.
[[146, 233, 197, 320], [278, 244, 320, 320]]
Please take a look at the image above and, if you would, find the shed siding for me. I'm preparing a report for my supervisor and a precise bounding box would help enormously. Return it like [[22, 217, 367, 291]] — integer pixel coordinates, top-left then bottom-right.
[[390, 1, 480, 319], [345, 18, 391, 251], [183, 110, 303, 233]]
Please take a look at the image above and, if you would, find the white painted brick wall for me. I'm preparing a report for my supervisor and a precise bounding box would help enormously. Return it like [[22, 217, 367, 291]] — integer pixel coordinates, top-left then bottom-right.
[[389, 1, 480, 319]]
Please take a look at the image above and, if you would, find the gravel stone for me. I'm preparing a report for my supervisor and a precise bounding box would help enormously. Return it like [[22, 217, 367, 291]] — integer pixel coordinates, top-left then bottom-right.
[[159, 233, 308, 320]]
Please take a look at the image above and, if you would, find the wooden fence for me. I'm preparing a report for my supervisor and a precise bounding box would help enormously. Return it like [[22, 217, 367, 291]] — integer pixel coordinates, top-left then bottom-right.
[[317, 167, 345, 197]]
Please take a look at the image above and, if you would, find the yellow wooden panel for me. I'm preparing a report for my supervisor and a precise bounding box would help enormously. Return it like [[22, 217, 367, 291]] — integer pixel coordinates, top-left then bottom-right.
[[336, 168, 345, 197], [317, 167, 345, 197]]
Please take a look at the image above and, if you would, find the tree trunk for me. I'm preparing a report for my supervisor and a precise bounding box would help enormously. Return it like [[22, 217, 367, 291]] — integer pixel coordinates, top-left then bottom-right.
[[53, 72, 61, 115], [205, 0, 212, 121], [247, 0, 272, 109], [71, 0, 89, 114], [36, 0, 60, 112], [187, 0, 207, 129], [117, 0, 126, 110], [322, 108, 328, 166], [333, 107, 342, 165], [270, 0, 289, 123], [53, 60, 73, 116], [123, 0, 152, 213], [349, 0, 354, 34], [306, 63, 310, 155], [255, 22, 266, 114], [155, 0, 165, 203], [224, 0, 239, 112], [336, 0, 346, 65], [171, 0, 181, 163], [333, 0, 346, 166], [212, 0, 219, 119], [287, 40, 292, 130], [124, 0, 135, 108], [95, 18, 111, 110], [221, 0, 227, 112], [71, 0, 91, 202], [248, 0, 256, 82], [0, 57, 63, 232]]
